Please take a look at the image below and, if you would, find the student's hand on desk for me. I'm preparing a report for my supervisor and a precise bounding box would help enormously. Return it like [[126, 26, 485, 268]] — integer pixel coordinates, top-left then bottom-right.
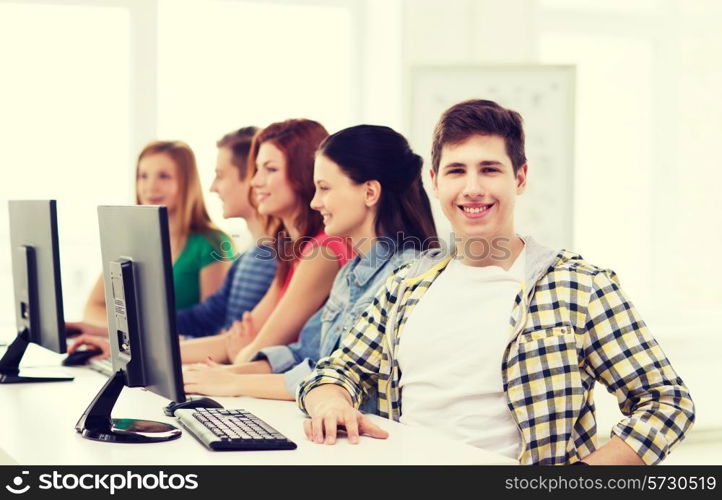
[[68, 334, 110, 360], [304, 386, 389, 445], [65, 321, 109, 338], [183, 366, 242, 397]]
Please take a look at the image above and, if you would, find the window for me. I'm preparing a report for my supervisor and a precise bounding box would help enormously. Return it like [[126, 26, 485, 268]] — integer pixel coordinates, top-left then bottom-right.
[[0, 0, 360, 326], [157, 0, 356, 243], [0, 2, 131, 324]]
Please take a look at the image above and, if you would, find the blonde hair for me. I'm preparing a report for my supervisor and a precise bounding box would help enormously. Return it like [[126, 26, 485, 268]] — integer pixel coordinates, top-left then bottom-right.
[[135, 140, 226, 248]]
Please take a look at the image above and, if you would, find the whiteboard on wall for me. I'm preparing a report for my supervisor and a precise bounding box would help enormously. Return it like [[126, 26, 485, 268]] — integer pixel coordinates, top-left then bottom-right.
[[407, 65, 576, 250]]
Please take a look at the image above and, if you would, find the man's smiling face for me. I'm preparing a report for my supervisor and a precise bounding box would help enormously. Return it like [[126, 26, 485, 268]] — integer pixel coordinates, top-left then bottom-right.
[[431, 133, 527, 245]]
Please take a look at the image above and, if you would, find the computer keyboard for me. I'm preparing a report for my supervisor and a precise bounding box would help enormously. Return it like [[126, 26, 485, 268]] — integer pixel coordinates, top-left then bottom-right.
[[174, 408, 297, 451]]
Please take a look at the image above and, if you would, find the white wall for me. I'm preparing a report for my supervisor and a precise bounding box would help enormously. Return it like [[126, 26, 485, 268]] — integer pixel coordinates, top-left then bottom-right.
[[403, 0, 536, 66]]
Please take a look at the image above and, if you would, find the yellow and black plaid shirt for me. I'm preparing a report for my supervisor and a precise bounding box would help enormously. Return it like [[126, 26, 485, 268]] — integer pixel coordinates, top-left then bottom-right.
[[298, 241, 695, 465]]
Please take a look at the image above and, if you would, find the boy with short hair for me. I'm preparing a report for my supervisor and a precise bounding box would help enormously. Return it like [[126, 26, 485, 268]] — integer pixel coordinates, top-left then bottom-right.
[[176, 126, 276, 338], [297, 100, 694, 465]]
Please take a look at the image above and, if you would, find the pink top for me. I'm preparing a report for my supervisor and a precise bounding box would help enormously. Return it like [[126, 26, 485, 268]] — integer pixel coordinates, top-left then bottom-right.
[[280, 232, 354, 295]]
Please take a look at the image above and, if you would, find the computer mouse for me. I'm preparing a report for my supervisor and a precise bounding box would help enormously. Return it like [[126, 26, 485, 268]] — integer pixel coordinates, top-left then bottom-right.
[[163, 397, 224, 417], [62, 348, 104, 366]]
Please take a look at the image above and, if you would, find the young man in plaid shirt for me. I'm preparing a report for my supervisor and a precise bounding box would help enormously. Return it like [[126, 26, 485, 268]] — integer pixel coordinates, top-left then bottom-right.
[[297, 99, 695, 465]]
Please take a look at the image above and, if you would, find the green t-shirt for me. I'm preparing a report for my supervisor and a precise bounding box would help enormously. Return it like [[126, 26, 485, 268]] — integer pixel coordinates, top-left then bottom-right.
[[173, 231, 233, 311]]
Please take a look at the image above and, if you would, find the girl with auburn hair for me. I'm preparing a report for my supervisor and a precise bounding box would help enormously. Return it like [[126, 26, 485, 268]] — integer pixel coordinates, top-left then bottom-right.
[[183, 124, 437, 404], [181, 118, 353, 364], [82, 141, 233, 325]]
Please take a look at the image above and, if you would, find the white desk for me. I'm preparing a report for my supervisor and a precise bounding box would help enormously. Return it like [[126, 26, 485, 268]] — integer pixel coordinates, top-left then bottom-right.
[[0, 343, 515, 465]]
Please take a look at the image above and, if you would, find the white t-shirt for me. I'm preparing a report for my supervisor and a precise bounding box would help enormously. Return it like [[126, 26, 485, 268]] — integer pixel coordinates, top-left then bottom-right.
[[397, 246, 526, 460]]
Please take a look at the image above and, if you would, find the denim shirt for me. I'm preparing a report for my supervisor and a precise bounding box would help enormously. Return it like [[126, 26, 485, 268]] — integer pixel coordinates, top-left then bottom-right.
[[254, 238, 418, 413]]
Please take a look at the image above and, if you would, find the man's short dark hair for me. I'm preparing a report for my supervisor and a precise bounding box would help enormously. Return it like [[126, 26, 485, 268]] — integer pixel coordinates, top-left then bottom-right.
[[216, 126, 259, 179], [431, 99, 526, 174]]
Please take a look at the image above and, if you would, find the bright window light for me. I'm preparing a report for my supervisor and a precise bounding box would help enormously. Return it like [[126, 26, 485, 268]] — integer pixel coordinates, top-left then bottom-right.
[[157, 0, 355, 244], [0, 3, 131, 325]]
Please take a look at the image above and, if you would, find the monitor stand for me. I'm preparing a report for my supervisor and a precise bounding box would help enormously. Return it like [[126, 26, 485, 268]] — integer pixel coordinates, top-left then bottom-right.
[[0, 328, 74, 384], [75, 370, 181, 443]]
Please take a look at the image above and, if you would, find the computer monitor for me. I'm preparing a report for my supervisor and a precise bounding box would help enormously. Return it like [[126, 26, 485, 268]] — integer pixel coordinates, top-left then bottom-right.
[[0, 200, 73, 383], [75, 205, 187, 443]]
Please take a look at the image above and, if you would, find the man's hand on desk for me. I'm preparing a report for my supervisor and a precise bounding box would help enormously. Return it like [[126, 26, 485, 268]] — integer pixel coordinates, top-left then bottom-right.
[[67, 334, 110, 360], [303, 385, 389, 445]]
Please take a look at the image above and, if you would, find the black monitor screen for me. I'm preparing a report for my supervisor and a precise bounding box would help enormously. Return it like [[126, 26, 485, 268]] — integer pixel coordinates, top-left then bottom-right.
[[97, 205, 185, 403], [8, 200, 66, 353]]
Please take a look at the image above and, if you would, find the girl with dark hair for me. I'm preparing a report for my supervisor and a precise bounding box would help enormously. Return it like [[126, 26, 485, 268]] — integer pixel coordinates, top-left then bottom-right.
[[183, 125, 437, 403], [180, 119, 353, 364]]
